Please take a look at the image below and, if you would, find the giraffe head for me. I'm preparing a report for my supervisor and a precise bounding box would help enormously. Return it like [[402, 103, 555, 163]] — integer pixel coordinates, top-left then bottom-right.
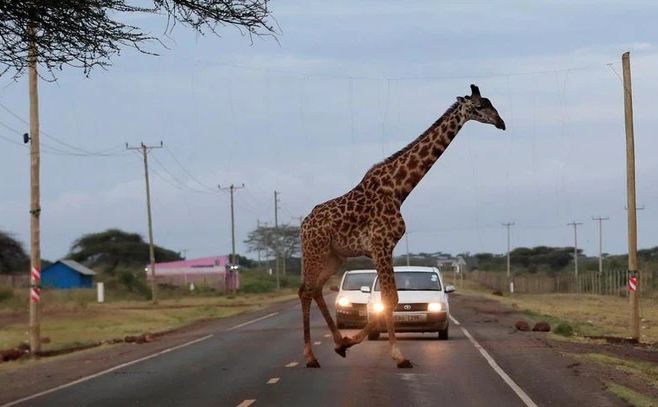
[[457, 84, 506, 130]]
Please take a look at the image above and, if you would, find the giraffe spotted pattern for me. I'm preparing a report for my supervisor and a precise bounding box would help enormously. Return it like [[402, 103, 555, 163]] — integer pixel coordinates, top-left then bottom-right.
[[299, 84, 506, 368]]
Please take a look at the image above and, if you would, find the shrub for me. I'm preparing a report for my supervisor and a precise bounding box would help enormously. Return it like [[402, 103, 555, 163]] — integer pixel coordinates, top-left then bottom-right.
[[554, 322, 574, 337]]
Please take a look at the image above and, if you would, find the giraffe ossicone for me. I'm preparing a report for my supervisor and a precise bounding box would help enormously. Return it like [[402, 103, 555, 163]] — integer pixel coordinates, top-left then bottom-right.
[[299, 84, 506, 368]]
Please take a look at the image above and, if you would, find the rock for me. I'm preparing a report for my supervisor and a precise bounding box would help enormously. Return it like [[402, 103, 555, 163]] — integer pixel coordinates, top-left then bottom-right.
[[515, 320, 530, 331], [124, 335, 137, 343], [492, 290, 503, 296], [41, 337, 51, 344], [532, 321, 551, 332], [1, 348, 24, 362]]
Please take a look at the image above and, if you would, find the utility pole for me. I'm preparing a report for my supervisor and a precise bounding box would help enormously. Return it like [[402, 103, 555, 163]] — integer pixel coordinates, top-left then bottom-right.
[[592, 216, 609, 276], [219, 184, 245, 266], [274, 190, 280, 289], [126, 141, 163, 303], [622, 51, 640, 341], [502, 222, 514, 293], [27, 23, 41, 354], [567, 221, 583, 292]]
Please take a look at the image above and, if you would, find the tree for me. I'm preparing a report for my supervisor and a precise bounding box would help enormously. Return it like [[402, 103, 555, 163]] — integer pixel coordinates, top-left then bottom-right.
[[244, 224, 301, 262], [67, 229, 182, 273], [0, 230, 29, 274], [0, 0, 275, 77]]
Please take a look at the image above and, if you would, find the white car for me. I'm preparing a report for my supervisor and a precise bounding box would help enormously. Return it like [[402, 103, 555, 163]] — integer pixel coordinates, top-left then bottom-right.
[[331, 269, 377, 329], [367, 266, 454, 340]]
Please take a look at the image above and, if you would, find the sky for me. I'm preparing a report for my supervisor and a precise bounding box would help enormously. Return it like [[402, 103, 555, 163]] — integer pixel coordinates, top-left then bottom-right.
[[1, 0, 658, 261]]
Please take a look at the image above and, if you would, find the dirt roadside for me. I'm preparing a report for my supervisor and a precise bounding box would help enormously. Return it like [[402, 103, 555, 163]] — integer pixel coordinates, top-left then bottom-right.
[[451, 292, 657, 406]]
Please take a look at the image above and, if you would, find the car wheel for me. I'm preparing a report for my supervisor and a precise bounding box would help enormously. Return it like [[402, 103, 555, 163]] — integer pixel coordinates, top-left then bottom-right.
[[438, 326, 449, 340], [367, 332, 380, 341]]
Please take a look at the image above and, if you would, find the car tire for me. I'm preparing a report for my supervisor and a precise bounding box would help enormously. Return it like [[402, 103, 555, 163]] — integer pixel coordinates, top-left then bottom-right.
[[438, 326, 449, 340], [367, 332, 380, 341]]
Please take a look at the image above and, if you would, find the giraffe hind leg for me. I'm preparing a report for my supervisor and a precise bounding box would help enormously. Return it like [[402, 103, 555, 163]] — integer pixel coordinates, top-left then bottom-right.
[[299, 284, 320, 367], [312, 290, 349, 357]]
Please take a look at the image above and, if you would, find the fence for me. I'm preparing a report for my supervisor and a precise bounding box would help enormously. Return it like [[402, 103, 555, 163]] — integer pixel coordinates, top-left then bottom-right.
[[0, 274, 29, 288], [470, 269, 656, 296]]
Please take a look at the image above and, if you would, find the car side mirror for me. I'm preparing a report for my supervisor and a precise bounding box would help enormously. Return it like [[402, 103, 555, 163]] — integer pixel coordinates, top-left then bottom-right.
[[360, 286, 371, 293], [445, 285, 455, 294], [329, 285, 339, 292]]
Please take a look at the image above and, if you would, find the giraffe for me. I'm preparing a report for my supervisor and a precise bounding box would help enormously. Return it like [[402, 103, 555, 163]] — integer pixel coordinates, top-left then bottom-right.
[[299, 84, 506, 368]]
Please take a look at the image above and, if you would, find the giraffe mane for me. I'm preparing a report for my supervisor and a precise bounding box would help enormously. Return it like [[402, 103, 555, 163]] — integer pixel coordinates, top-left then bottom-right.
[[377, 100, 460, 166]]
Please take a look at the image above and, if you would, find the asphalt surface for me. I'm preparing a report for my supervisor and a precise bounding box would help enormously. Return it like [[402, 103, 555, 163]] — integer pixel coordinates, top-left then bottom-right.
[[2, 294, 624, 407]]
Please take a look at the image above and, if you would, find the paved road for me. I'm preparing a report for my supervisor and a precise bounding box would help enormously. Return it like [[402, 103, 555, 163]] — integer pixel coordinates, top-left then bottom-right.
[[3, 294, 623, 407]]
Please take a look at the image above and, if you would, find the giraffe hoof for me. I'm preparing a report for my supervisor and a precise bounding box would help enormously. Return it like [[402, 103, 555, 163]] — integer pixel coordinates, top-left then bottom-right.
[[306, 360, 321, 368], [334, 345, 347, 358], [397, 359, 413, 369]]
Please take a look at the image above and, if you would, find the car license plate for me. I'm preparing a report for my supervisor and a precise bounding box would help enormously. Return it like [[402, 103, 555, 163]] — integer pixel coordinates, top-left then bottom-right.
[[394, 314, 425, 322]]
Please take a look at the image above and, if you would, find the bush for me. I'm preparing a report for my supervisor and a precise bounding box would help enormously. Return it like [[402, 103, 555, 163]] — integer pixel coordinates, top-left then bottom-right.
[[241, 279, 277, 293], [554, 322, 574, 337], [0, 286, 13, 302]]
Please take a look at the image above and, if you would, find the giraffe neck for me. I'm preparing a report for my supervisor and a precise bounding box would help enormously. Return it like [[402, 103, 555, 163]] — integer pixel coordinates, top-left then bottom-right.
[[383, 103, 466, 202]]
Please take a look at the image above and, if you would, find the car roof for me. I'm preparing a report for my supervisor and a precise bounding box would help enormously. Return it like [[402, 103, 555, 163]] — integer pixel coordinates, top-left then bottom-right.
[[344, 269, 377, 274], [392, 266, 439, 273]]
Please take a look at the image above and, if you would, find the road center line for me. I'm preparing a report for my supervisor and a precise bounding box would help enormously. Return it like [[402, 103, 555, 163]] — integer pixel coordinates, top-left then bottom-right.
[[236, 399, 256, 407], [2, 334, 214, 407], [451, 315, 537, 407], [313, 341, 321, 345], [285, 362, 298, 368], [323, 333, 331, 338], [227, 312, 279, 331], [266, 377, 280, 384]]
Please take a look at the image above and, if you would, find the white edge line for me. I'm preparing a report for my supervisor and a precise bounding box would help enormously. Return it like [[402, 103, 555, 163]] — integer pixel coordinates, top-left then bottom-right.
[[227, 312, 279, 331], [452, 315, 537, 407], [2, 334, 214, 407], [448, 313, 461, 325]]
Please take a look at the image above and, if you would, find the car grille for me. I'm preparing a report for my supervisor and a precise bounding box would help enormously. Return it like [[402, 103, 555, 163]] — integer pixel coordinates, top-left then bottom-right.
[[351, 303, 367, 311], [394, 303, 428, 312]]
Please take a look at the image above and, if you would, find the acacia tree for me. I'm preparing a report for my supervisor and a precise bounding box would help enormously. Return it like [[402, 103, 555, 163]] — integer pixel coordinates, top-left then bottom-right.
[[0, 230, 29, 274], [0, 0, 275, 77], [244, 224, 301, 274]]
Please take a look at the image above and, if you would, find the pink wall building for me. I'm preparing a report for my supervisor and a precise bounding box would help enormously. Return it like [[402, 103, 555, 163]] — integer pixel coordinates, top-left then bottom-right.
[[145, 256, 239, 293]]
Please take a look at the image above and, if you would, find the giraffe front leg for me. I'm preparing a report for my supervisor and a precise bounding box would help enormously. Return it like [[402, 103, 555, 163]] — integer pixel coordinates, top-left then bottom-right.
[[300, 287, 320, 367], [312, 291, 349, 357]]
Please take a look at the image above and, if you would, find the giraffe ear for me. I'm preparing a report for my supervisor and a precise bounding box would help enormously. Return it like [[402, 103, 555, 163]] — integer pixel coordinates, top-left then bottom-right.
[[470, 84, 481, 100], [456, 96, 465, 103]]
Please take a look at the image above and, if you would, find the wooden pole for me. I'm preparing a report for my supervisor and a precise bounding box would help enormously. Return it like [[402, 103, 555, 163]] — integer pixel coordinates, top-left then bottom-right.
[[27, 23, 41, 354], [622, 52, 640, 341], [126, 142, 162, 303]]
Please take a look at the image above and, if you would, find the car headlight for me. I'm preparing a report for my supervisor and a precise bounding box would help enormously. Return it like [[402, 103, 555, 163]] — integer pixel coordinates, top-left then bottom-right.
[[428, 302, 443, 313], [373, 302, 385, 313], [337, 296, 351, 307]]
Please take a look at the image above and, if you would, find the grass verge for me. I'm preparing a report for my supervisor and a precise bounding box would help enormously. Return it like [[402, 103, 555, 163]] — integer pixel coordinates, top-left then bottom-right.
[[0, 289, 297, 353], [606, 382, 657, 407], [457, 279, 658, 343]]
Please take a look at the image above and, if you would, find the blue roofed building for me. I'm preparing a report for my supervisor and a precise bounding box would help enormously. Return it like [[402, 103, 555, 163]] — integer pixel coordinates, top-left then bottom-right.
[[41, 260, 96, 289]]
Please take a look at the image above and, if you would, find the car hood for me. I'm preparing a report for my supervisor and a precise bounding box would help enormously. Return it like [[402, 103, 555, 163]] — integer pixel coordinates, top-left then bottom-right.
[[369, 290, 446, 304], [337, 290, 371, 304]]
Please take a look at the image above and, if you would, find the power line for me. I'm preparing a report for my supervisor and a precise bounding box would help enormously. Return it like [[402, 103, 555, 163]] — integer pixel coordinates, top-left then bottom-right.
[[164, 145, 216, 191]]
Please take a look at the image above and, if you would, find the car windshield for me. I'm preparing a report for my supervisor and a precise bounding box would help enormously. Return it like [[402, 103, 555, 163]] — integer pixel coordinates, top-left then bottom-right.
[[374, 272, 442, 291], [341, 273, 376, 290]]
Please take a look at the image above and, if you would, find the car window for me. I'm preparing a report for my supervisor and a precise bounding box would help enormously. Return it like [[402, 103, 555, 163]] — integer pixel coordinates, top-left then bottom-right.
[[341, 273, 376, 290], [374, 272, 442, 291]]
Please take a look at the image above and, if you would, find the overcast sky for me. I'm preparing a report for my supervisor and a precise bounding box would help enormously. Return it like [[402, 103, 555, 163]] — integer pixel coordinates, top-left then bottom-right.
[[1, 1, 657, 261]]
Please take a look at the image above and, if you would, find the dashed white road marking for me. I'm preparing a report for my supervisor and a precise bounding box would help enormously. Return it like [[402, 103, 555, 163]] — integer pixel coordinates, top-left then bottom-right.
[[323, 333, 331, 338], [285, 362, 298, 368], [236, 399, 256, 407], [1, 334, 214, 407], [313, 341, 321, 345], [227, 312, 279, 331], [266, 377, 280, 384], [451, 315, 537, 407]]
